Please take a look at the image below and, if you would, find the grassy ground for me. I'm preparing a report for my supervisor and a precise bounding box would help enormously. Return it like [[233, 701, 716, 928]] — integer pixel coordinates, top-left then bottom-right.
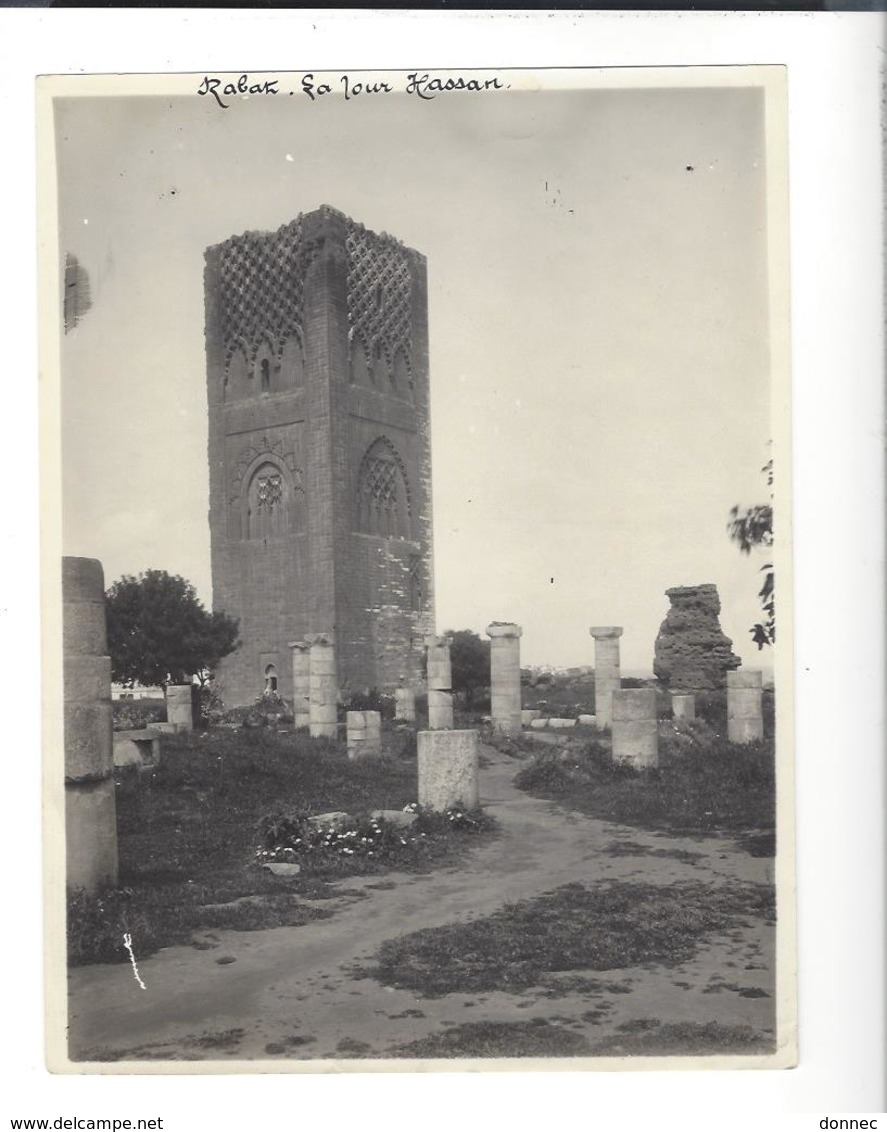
[[359, 878, 775, 997], [391, 1018, 772, 1059], [68, 725, 494, 966], [513, 728, 775, 844]]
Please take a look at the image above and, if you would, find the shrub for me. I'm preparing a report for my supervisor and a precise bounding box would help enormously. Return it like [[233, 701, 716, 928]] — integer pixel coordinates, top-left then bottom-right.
[[197, 685, 226, 728], [112, 698, 166, 731], [385, 725, 418, 760], [67, 886, 159, 966], [515, 732, 774, 837], [215, 690, 293, 729], [256, 803, 491, 868], [257, 808, 423, 866], [340, 688, 396, 721]]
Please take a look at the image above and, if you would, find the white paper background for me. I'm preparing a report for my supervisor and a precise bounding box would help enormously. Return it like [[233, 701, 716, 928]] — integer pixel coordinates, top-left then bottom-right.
[[2, 9, 884, 1123]]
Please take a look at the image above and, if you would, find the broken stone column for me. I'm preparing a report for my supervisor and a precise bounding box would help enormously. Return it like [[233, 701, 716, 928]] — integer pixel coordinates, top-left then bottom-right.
[[394, 685, 416, 723], [727, 669, 764, 744], [418, 729, 480, 812], [288, 640, 311, 729], [346, 710, 382, 759], [672, 693, 696, 721], [308, 633, 338, 739], [486, 622, 523, 736], [165, 684, 194, 732], [426, 635, 454, 730], [612, 688, 659, 769], [63, 557, 118, 893], [590, 626, 623, 728]]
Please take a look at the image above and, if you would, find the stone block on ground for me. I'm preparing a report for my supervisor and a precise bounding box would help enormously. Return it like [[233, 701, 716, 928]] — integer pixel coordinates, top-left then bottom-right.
[[418, 729, 480, 812], [166, 685, 195, 732], [261, 862, 301, 877], [612, 688, 659, 769], [671, 693, 696, 721], [370, 809, 419, 829], [113, 728, 162, 769], [394, 687, 416, 722], [307, 811, 354, 833], [726, 669, 764, 744]]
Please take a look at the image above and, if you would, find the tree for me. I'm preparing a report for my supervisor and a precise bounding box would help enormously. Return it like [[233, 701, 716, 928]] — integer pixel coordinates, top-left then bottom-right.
[[105, 570, 240, 688], [727, 458, 774, 649], [446, 629, 491, 709]]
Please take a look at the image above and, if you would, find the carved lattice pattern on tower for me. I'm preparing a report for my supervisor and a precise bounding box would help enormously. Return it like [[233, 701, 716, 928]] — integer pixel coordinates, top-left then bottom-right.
[[357, 438, 412, 539], [255, 472, 282, 509], [346, 220, 413, 383], [217, 217, 317, 364]]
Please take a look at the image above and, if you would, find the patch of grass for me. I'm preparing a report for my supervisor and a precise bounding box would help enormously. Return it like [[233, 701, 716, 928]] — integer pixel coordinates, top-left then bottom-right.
[[589, 1019, 774, 1057], [78, 1028, 247, 1063], [264, 1035, 316, 1055], [69, 728, 495, 967], [336, 1036, 372, 1055], [534, 975, 634, 998], [515, 734, 774, 842], [601, 840, 705, 864], [360, 879, 774, 998], [393, 1019, 593, 1059]]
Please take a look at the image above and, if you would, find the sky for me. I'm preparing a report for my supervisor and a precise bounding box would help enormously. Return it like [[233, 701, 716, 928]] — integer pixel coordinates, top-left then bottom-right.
[[55, 73, 775, 671]]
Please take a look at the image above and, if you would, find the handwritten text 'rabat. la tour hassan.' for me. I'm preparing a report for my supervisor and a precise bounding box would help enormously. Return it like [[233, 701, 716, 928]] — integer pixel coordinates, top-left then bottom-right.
[[196, 72, 509, 110]]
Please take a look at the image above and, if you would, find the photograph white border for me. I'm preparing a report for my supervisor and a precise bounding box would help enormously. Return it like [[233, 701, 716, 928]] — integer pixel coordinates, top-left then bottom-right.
[[1, 7, 884, 1122]]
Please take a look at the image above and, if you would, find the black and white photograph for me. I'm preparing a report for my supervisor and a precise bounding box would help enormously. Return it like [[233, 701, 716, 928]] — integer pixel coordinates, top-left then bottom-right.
[[41, 63, 795, 1071]]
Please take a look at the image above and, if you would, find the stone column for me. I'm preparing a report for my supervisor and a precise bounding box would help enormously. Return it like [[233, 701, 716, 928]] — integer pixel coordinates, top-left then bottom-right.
[[165, 684, 194, 732], [486, 623, 523, 736], [288, 640, 311, 729], [308, 633, 338, 739], [394, 685, 416, 723], [612, 688, 658, 769], [63, 557, 118, 893], [346, 710, 382, 759], [727, 669, 764, 743], [418, 730, 480, 812], [590, 626, 623, 728], [426, 635, 454, 730], [672, 693, 696, 721]]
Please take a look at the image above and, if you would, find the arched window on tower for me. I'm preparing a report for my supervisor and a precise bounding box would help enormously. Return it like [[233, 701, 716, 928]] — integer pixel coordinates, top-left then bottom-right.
[[246, 462, 288, 540], [356, 439, 412, 539], [264, 664, 278, 693], [260, 357, 271, 392]]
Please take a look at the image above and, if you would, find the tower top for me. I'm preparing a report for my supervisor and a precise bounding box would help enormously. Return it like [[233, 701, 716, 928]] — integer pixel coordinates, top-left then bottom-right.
[[206, 205, 421, 261]]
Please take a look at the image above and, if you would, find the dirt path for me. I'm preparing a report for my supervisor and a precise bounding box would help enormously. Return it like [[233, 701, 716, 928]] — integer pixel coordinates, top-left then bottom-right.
[[68, 744, 775, 1063]]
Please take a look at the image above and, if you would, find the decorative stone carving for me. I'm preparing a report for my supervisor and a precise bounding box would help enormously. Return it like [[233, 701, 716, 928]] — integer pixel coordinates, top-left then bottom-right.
[[217, 216, 320, 364], [346, 219, 412, 384]]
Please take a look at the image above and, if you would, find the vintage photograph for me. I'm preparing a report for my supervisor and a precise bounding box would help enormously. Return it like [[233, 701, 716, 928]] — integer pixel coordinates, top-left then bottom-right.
[[41, 66, 793, 1070]]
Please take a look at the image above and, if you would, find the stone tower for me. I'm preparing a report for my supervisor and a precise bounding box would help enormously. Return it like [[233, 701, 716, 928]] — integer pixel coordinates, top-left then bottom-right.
[[204, 206, 434, 706]]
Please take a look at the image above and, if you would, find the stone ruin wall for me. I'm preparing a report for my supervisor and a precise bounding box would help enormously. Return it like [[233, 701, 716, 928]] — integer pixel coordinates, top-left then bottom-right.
[[653, 583, 741, 692]]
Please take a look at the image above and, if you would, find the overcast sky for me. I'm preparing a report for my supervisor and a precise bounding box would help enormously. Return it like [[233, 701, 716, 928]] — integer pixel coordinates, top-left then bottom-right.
[[55, 74, 775, 671]]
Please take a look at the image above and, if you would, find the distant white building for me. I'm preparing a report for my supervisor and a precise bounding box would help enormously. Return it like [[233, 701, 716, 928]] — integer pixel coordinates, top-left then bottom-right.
[[111, 682, 164, 701]]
